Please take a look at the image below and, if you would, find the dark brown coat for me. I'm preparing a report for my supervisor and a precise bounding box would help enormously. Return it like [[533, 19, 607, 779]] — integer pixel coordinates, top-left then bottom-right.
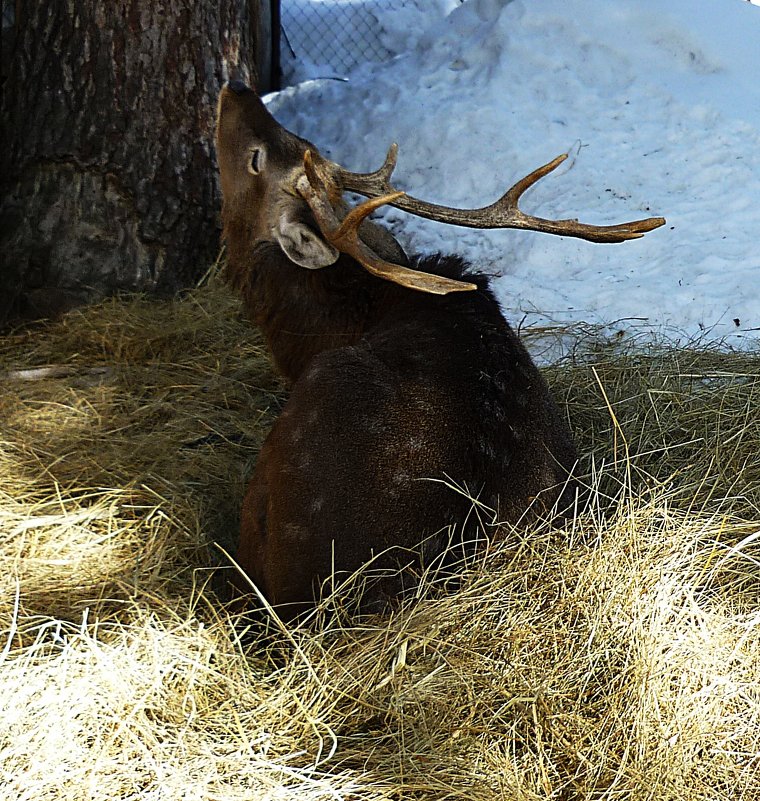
[[217, 85, 577, 617]]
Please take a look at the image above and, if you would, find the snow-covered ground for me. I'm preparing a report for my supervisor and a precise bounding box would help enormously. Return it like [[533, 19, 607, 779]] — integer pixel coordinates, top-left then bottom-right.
[[274, 0, 759, 348]]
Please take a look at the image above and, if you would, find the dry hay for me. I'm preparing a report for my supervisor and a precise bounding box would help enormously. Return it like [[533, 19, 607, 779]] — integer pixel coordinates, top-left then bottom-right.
[[1, 281, 758, 800]]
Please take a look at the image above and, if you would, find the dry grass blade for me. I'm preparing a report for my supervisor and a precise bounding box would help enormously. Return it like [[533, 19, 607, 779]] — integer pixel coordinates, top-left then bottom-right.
[[1, 282, 759, 800]]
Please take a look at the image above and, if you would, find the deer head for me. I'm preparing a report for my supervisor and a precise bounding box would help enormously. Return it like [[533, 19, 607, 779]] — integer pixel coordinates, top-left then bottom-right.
[[216, 80, 342, 271], [217, 81, 665, 297], [216, 82, 481, 294]]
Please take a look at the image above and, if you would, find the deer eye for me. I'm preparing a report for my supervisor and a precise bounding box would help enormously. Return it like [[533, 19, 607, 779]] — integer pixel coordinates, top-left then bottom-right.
[[248, 148, 263, 175]]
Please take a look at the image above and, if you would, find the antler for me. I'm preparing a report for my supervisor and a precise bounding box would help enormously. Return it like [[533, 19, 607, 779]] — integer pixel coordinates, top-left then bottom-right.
[[297, 151, 478, 295], [330, 145, 666, 244]]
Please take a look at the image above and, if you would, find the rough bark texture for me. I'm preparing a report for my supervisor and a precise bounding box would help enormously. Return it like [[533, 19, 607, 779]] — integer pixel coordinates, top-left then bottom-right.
[[1, 0, 273, 325]]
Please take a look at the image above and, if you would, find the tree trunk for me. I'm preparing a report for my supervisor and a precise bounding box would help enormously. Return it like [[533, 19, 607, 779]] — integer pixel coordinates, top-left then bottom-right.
[[0, 0, 274, 325]]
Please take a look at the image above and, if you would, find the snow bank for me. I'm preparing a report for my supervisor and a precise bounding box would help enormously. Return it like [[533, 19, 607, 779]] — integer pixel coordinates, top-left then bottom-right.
[[272, 0, 760, 347]]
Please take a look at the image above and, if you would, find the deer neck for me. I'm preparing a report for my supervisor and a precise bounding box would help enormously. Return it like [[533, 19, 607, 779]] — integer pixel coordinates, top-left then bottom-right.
[[227, 237, 392, 384]]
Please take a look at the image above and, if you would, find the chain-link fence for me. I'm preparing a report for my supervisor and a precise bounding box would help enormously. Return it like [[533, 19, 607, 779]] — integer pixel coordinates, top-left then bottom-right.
[[281, 1, 460, 85]]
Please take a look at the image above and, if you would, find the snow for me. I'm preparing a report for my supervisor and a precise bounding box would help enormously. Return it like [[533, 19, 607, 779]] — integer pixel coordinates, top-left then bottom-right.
[[273, 0, 759, 348]]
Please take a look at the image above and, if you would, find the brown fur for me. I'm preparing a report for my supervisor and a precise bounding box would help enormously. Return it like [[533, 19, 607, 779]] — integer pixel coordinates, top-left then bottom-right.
[[217, 84, 578, 618]]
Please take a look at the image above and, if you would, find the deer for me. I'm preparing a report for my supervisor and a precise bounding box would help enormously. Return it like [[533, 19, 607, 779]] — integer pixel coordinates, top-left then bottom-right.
[[215, 80, 664, 619]]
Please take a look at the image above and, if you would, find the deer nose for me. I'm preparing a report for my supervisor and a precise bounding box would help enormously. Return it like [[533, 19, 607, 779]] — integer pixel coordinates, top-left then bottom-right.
[[227, 80, 250, 95]]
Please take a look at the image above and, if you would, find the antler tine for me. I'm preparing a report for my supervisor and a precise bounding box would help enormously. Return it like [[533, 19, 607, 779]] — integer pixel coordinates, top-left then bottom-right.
[[332, 143, 399, 196], [504, 154, 569, 206], [485, 153, 666, 243], [330, 146, 666, 244], [299, 150, 477, 296]]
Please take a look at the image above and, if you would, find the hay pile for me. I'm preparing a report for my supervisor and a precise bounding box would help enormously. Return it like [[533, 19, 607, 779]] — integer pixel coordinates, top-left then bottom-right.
[[1, 282, 758, 800]]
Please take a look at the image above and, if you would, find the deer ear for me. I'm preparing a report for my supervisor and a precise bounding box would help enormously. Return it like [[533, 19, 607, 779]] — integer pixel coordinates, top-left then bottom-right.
[[276, 218, 339, 269]]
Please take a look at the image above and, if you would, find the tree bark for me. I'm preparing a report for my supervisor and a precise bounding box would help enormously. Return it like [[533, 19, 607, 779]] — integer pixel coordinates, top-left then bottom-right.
[[0, 0, 272, 325]]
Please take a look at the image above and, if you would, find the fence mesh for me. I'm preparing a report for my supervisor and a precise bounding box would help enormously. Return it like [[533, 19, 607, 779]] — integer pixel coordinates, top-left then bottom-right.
[[281, 0, 425, 82]]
